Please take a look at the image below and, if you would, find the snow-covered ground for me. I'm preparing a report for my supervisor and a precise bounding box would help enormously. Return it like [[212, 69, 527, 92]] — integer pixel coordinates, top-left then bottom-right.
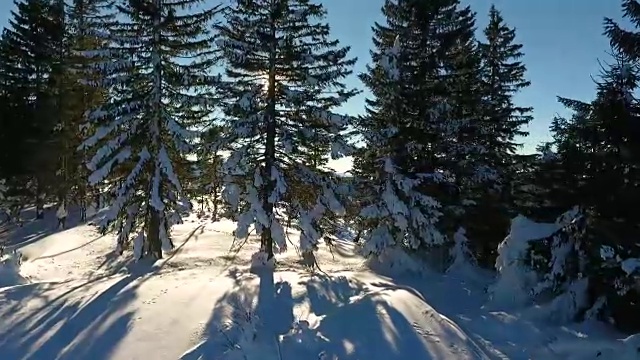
[[0, 209, 635, 359]]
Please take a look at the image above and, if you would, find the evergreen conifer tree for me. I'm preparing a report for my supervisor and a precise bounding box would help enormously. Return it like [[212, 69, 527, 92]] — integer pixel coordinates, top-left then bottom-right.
[[527, 51, 640, 331], [467, 5, 533, 264], [439, 2, 487, 208], [1, 0, 65, 218], [217, 0, 358, 260], [79, 0, 221, 259], [478, 5, 532, 162], [355, 0, 457, 257], [66, 0, 115, 219], [194, 124, 224, 219]]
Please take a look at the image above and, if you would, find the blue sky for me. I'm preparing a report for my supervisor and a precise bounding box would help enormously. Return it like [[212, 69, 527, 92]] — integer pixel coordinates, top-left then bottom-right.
[[323, 0, 628, 153], [0, 0, 630, 153]]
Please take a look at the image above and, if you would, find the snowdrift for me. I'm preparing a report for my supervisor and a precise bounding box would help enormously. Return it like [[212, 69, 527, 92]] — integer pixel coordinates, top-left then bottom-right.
[[490, 208, 583, 309], [0, 250, 27, 289], [0, 218, 489, 359], [0, 213, 633, 360]]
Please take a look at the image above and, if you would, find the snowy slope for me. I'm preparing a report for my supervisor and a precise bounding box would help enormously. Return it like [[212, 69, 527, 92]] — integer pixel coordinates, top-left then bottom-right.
[[0, 212, 633, 360]]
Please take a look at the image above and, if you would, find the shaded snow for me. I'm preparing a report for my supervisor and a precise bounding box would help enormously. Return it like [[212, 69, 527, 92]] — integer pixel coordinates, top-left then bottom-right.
[[0, 211, 631, 360], [0, 251, 27, 288]]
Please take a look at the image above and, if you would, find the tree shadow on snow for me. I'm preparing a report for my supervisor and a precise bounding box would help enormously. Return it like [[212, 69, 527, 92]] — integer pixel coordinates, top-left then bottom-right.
[[327, 239, 360, 259], [180, 266, 295, 360], [1, 205, 105, 250], [181, 271, 452, 359], [89, 223, 206, 280], [0, 270, 146, 360], [293, 274, 450, 360], [0, 212, 206, 359], [366, 269, 550, 359]]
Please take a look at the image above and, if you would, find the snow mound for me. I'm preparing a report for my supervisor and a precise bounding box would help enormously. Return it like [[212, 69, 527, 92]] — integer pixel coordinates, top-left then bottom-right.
[[0, 216, 498, 359], [0, 214, 632, 360], [364, 246, 428, 276], [548, 332, 640, 360], [490, 214, 567, 308], [181, 270, 487, 360], [0, 250, 28, 288], [250, 251, 276, 272]]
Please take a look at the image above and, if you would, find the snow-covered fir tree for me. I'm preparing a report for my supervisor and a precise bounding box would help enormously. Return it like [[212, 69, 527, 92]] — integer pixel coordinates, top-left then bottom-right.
[[65, 0, 115, 220], [515, 49, 640, 331], [466, 5, 533, 265], [193, 124, 224, 219], [79, 0, 221, 259], [356, 0, 449, 257], [1, 0, 66, 219], [439, 3, 489, 197], [478, 5, 532, 167], [217, 0, 358, 260]]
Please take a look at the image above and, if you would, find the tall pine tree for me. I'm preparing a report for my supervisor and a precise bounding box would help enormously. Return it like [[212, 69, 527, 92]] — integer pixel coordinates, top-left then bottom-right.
[[466, 5, 532, 265], [527, 51, 640, 331], [0, 0, 64, 218], [217, 0, 357, 261], [79, 0, 221, 259], [356, 0, 459, 259]]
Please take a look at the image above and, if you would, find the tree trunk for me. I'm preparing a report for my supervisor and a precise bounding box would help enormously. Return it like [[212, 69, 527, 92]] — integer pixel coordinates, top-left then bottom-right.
[[78, 184, 87, 221], [35, 181, 44, 220], [144, 0, 164, 261], [147, 208, 163, 259], [212, 185, 219, 221], [80, 198, 87, 222], [260, 1, 278, 259]]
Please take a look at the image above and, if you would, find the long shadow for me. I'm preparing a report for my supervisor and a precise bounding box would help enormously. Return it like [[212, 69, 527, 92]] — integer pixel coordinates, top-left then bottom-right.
[[180, 270, 448, 359], [90, 223, 205, 282], [180, 266, 295, 359], [368, 270, 548, 359], [292, 274, 440, 359], [0, 220, 205, 359], [2, 205, 105, 250], [255, 268, 294, 337], [35, 234, 106, 260], [0, 210, 207, 359], [0, 272, 142, 359]]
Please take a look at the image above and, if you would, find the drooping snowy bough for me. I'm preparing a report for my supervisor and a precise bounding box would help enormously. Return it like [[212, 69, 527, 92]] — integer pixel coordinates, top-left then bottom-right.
[[491, 207, 640, 326]]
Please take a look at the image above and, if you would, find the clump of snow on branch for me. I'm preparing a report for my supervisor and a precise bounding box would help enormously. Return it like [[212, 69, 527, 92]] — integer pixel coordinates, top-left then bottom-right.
[[489, 208, 585, 310], [490, 215, 558, 308], [250, 251, 276, 272], [447, 227, 476, 272]]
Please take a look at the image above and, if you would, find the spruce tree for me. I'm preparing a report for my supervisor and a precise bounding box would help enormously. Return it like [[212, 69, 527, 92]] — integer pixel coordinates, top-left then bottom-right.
[[1, 0, 64, 218], [602, 1, 640, 279], [439, 2, 487, 205], [0, 32, 25, 182], [478, 5, 532, 159], [194, 124, 224, 219], [356, 0, 455, 258], [48, 0, 77, 207], [582, 54, 640, 332], [79, 0, 221, 259], [217, 0, 358, 260], [468, 5, 532, 264], [528, 52, 640, 331], [510, 97, 592, 230], [66, 0, 114, 219]]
